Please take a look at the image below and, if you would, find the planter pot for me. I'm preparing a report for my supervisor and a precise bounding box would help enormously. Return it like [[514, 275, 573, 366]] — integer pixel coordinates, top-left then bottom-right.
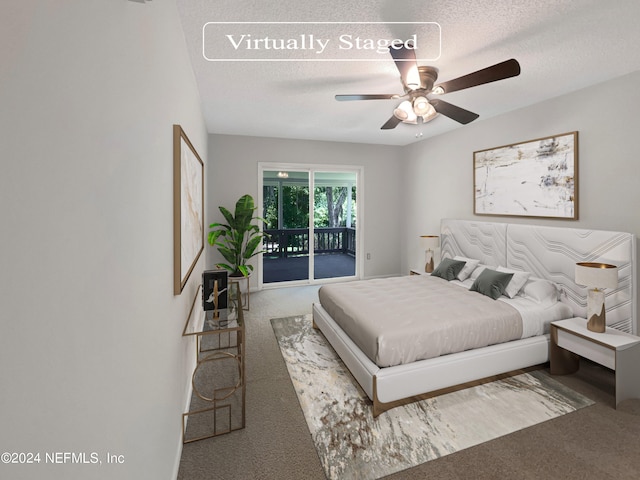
[[230, 273, 250, 311]]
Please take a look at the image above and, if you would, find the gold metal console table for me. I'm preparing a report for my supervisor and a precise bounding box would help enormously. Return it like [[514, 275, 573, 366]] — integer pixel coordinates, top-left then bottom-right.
[[182, 282, 245, 443]]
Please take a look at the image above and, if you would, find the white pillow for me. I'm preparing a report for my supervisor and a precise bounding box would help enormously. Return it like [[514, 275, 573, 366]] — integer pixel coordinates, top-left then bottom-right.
[[497, 266, 531, 298], [453, 256, 480, 281], [469, 264, 488, 281], [521, 278, 560, 304]]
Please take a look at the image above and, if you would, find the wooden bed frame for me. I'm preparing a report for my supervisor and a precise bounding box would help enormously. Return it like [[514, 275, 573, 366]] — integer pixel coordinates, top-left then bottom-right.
[[312, 219, 636, 417]]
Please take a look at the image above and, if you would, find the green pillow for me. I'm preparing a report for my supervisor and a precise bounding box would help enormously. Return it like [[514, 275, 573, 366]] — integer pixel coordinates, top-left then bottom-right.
[[431, 258, 466, 281], [470, 268, 514, 300]]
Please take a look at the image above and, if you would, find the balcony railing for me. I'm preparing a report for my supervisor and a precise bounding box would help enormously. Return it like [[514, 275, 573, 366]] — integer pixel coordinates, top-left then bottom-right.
[[264, 227, 356, 258]]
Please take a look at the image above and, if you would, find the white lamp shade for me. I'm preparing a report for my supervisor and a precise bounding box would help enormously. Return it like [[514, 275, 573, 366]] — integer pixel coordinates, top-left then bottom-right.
[[421, 109, 437, 123], [393, 101, 416, 122], [414, 97, 437, 123], [575, 262, 618, 289], [413, 96, 430, 115], [420, 235, 439, 250]]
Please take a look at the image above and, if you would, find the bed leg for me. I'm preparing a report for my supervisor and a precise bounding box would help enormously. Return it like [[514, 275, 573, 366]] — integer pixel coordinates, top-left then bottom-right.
[[371, 377, 394, 417], [372, 376, 383, 418], [372, 401, 383, 418]]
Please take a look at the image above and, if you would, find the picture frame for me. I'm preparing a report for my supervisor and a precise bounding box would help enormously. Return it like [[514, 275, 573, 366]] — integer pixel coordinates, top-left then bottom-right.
[[473, 131, 578, 219], [174, 124, 204, 295]]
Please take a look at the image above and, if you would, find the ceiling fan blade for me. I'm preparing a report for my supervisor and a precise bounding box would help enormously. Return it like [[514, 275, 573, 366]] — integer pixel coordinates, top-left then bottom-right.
[[381, 116, 402, 130], [430, 99, 479, 125], [388, 44, 419, 87], [335, 94, 397, 101], [433, 59, 521, 95]]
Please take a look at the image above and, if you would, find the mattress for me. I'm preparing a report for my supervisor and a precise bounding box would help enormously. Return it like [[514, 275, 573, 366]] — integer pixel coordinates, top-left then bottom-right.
[[318, 274, 571, 367]]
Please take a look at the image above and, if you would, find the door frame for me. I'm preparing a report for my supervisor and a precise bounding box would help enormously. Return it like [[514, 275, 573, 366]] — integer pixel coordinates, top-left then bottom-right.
[[257, 162, 364, 290]]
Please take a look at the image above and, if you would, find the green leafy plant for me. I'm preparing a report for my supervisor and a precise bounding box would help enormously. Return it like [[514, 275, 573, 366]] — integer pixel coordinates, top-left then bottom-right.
[[208, 194, 268, 277]]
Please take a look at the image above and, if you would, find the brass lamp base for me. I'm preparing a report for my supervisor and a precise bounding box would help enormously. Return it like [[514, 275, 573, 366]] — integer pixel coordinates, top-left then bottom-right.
[[425, 257, 434, 273], [586, 289, 606, 333], [425, 250, 434, 273]]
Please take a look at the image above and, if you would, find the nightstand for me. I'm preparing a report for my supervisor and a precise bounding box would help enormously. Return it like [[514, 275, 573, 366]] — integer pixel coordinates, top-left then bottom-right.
[[550, 317, 640, 408], [410, 269, 429, 275]]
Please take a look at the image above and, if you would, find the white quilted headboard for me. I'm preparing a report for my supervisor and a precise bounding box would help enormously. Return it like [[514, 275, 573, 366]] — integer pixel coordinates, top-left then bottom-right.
[[440, 219, 507, 267], [440, 219, 637, 333]]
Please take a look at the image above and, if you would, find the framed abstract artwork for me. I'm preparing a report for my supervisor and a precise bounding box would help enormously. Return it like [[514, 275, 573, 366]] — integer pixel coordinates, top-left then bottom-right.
[[474, 131, 578, 219], [174, 124, 204, 295]]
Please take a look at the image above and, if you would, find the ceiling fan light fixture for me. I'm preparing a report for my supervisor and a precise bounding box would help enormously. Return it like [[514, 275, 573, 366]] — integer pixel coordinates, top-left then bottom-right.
[[405, 66, 421, 90], [412, 96, 431, 115], [421, 110, 437, 123], [393, 108, 407, 121], [419, 101, 437, 123], [393, 100, 415, 121], [338, 53, 519, 130]]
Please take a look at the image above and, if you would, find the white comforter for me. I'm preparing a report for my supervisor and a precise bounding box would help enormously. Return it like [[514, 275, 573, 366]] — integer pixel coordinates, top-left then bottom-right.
[[318, 274, 571, 367]]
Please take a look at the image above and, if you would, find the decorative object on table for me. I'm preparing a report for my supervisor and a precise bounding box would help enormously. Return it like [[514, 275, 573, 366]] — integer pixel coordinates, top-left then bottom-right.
[[203, 270, 228, 317], [473, 131, 578, 219], [420, 235, 439, 273], [575, 262, 618, 332], [173, 124, 204, 295]]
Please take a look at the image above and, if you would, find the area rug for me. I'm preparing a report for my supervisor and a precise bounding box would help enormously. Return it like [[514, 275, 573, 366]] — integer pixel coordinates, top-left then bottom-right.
[[271, 314, 594, 480]]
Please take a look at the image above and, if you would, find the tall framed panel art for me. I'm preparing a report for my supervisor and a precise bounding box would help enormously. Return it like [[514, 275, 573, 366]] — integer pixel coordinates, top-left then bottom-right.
[[174, 124, 204, 295], [474, 131, 578, 219]]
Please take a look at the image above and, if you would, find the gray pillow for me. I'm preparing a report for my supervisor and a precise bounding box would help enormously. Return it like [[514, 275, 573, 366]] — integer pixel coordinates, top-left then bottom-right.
[[431, 258, 466, 281], [470, 268, 514, 300]]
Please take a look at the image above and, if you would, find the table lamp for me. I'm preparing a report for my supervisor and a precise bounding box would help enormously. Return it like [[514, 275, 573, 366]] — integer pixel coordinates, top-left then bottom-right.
[[575, 262, 618, 332], [420, 235, 440, 273]]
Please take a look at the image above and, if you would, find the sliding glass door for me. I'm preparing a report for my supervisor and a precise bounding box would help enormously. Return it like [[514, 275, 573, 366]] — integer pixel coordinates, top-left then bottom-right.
[[260, 165, 360, 286], [262, 170, 310, 283], [312, 171, 356, 280]]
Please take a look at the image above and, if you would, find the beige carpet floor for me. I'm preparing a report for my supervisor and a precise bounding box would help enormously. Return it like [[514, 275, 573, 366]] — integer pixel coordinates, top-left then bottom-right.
[[178, 285, 640, 480]]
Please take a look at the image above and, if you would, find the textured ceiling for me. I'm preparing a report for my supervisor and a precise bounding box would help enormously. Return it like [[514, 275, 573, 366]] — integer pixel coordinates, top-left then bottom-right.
[[176, 0, 640, 146]]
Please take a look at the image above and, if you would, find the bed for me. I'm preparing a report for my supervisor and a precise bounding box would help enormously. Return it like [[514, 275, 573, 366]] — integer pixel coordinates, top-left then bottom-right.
[[312, 219, 636, 416]]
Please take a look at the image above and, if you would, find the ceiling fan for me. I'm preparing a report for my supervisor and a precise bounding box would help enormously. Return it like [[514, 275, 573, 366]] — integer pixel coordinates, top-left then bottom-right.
[[335, 45, 521, 130]]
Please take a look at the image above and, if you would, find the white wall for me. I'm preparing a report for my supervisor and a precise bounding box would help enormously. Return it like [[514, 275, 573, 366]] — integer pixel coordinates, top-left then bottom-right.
[[0, 2, 206, 479], [401, 71, 640, 330], [207, 134, 404, 284]]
